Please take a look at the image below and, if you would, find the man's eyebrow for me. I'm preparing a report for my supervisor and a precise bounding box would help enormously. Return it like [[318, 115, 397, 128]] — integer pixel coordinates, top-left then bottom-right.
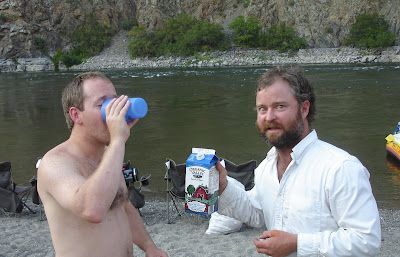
[[98, 95, 116, 101]]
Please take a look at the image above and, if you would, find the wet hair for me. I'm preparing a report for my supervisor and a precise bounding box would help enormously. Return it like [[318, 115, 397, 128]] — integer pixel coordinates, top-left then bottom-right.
[[62, 71, 111, 130], [257, 66, 316, 123]]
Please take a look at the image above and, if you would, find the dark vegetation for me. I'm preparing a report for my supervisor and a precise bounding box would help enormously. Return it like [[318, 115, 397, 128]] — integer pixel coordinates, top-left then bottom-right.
[[344, 13, 395, 48], [31, 12, 396, 69]]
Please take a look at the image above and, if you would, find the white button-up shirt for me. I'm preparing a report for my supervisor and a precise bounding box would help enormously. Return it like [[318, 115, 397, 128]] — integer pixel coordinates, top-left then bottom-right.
[[219, 130, 381, 256]]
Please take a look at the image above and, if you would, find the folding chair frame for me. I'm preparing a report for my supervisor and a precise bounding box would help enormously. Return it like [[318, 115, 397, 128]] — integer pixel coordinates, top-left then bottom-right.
[[0, 161, 36, 214], [13, 184, 36, 214], [164, 159, 187, 224]]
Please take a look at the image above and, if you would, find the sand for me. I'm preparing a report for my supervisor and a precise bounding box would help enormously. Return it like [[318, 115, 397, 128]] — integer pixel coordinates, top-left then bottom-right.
[[0, 199, 399, 257]]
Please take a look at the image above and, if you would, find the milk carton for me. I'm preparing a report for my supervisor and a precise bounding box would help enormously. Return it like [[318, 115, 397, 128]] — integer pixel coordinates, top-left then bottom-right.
[[185, 148, 219, 217]]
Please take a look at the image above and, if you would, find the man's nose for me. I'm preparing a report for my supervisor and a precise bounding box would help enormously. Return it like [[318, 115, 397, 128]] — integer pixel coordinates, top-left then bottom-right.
[[265, 109, 275, 122]]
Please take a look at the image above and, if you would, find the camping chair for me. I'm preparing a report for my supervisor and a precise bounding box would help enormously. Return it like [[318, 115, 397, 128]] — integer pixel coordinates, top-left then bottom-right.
[[223, 159, 257, 191], [164, 158, 186, 224], [164, 158, 257, 224], [0, 161, 36, 214], [30, 176, 46, 220]]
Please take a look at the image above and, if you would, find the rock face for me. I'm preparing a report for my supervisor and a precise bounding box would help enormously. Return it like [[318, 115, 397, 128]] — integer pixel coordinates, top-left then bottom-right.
[[0, 0, 136, 59], [1, 0, 399, 59], [135, 0, 400, 48]]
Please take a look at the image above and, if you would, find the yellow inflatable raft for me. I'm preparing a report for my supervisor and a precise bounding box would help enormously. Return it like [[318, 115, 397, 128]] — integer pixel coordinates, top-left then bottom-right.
[[386, 134, 400, 161]]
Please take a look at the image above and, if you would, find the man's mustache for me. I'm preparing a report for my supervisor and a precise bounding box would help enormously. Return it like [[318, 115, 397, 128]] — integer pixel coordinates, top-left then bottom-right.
[[260, 123, 282, 132]]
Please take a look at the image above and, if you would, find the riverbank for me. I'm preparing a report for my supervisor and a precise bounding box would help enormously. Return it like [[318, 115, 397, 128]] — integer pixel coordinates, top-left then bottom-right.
[[1, 31, 400, 72], [0, 199, 399, 257]]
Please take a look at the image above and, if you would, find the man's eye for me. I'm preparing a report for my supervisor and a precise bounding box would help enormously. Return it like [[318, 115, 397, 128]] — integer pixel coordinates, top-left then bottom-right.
[[257, 107, 266, 113]]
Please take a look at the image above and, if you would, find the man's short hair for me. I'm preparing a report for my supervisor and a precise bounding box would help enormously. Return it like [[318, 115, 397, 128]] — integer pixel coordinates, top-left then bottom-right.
[[257, 66, 316, 123], [62, 71, 111, 130]]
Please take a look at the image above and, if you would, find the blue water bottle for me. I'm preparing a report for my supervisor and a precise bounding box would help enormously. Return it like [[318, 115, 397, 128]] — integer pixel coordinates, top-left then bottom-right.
[[101, 97, 148, 122]]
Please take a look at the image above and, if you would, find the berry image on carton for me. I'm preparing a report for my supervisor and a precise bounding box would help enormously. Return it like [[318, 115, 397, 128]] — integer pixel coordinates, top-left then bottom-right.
[[185, 148, 219, 217]]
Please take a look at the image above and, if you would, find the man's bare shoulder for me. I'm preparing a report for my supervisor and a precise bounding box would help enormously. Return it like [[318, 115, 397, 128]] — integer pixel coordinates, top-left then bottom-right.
[[38, 141, 78, 181]]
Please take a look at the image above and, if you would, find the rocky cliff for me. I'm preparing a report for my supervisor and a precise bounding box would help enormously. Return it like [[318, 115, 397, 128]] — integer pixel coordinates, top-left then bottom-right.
[[1, 0, 399, 59], [135, 0, 400, 48], [0, 0, 135, 58]]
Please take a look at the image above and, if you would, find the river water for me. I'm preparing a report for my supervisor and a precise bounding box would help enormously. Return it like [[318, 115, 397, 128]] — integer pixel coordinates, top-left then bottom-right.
[[0, 64, 399, 208]]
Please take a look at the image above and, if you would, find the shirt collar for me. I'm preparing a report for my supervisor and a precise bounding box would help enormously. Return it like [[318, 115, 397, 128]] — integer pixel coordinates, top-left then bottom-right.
[[291, 130, 318, 163], [266, 130, 318, 163]]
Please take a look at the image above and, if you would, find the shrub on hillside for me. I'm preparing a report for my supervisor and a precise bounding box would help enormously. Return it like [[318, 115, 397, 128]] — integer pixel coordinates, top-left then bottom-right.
[[154, 13, 199, 56], [33, 37, 47, 55], [50, 49, 82, 71], [260, 23, 307, 52], [176, 21, 228, 55], [60, 52, 82, 68], [344, 13, 395, 48], [120, 19, 137, 31], [70, 15, 114, 60], [50, 15, 115, 69], [128, 26, 160, 57], [51, 49, 63, 71], [128, 14, 227, 57], [229, 16, 261, 47]]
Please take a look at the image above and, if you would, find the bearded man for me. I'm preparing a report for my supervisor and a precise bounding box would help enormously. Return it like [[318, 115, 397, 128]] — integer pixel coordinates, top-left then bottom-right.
[[216, 66, 381, 257]]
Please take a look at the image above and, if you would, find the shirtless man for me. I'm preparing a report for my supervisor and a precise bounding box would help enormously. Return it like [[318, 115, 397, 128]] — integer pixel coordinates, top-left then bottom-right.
[[37, 72, 167, 257]]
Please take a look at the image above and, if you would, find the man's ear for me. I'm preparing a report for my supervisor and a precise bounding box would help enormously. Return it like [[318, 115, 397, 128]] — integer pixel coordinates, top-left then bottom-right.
[[301, 100, 310, 119], [69, 107, 83, 126]]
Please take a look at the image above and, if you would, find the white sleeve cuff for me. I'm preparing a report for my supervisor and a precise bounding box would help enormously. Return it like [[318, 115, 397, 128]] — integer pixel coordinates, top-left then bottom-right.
[[297, 233, 321, 257]]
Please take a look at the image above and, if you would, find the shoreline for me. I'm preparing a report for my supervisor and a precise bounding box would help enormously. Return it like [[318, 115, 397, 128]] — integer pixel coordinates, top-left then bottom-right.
[[1, 199, 399, 257], [1, 31, 399, 73]]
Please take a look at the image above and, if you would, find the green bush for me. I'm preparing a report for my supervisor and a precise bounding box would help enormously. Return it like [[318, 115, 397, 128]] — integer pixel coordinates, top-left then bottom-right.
[[33, 37, 47, 55], [260, 23, 307, 52], [344, 13, 395, 48], [176, 21, 228, 55], [128, 14, 227, 57], [50, 49, 82, 70], [51, 49, 63, 71], [128, 26, 159, 57], [70, 15, 114, 59], [161, 14, 198, 42], [48, 15, 115, 70], [0, 13, 6, 23], [229, 16, 261, 47], [50, 15, 116, 68], [242, 0, 250, 8], [60, 52, 82, 68], [0, 12, 18, 22], [120, 19, 137, 31]]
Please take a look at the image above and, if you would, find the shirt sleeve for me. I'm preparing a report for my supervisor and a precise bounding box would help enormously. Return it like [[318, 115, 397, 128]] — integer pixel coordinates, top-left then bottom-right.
[[297, 158, 381, 256], [218, 179, 265, 228]]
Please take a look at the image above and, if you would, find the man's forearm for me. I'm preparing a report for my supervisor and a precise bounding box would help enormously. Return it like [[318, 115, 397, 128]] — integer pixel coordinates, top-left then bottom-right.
[[75, 141, 126, 221], [126, 202, 157, 251], [219, 181, 264, 228]]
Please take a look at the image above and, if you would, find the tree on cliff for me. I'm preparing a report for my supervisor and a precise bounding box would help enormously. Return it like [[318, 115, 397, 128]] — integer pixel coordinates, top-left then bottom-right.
[[344, 13, 395, 48]]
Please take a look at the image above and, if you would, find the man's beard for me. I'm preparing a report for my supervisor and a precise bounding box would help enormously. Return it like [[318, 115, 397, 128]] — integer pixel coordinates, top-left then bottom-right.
[[257, 111, 304, 149]]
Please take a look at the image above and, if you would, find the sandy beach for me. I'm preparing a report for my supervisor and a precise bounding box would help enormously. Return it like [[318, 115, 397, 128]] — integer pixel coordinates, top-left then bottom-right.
[[0, 197, 399, 257]]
